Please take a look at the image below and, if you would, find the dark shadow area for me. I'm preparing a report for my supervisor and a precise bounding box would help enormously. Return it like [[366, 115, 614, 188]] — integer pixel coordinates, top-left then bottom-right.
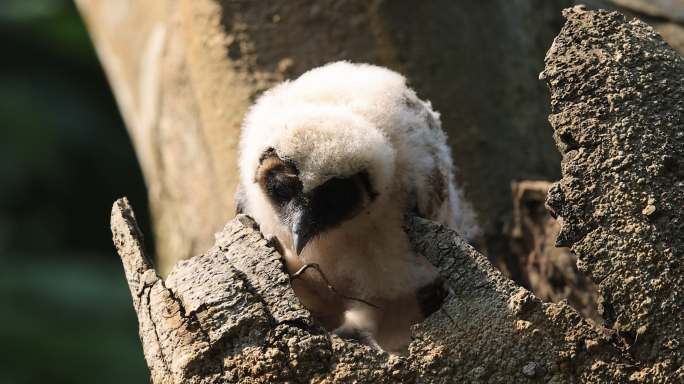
[[0, 1, 150, 382]]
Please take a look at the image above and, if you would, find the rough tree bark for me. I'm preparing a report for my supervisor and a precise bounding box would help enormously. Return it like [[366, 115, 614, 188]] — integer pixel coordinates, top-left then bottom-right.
[[580, 1, 684, 54], [110, 8, 683, 382], [77, 0, 569, 273], [112, 198, 631, 383], [542, 6, 684, 378]]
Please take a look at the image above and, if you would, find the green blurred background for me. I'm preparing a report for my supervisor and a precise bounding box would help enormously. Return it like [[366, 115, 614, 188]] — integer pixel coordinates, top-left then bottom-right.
[[0, 1, 150, 382]]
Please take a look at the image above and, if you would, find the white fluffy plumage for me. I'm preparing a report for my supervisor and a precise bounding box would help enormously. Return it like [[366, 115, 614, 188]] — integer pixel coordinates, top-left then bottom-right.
[[237, 61, 479, 353]]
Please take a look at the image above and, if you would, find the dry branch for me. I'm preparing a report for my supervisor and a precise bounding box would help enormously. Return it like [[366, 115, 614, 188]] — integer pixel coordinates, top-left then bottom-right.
[[109, 6, 683, 384]]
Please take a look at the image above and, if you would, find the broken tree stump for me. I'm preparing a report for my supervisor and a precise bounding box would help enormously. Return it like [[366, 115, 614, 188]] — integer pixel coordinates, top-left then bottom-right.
[[112, 197, 631, 383], [542, 5, 684, 380]]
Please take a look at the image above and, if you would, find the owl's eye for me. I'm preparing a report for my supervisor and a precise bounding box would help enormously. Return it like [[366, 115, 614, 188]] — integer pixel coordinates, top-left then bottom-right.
[[266, 172, 301, 204], [256, 149, 302, 207], [307, 171, 369, 227]]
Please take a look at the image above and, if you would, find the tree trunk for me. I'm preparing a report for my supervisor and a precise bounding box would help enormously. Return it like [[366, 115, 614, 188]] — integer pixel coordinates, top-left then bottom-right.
[[109, 6, 683, 382], [542, 6, 684, 373], [77, 0, 570, 273]]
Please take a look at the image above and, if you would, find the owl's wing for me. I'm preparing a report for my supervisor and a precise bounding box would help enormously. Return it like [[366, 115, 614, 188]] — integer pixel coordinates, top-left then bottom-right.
[[413, 165, 449, 222], [413, 156, 480, 242]]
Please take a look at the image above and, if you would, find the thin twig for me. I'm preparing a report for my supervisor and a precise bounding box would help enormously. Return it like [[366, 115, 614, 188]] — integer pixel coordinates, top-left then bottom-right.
[[291, 263, 381, 309]]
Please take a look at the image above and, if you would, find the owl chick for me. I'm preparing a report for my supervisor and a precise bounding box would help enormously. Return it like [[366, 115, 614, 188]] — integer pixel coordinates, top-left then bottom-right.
[[237, 61, 479, 353]]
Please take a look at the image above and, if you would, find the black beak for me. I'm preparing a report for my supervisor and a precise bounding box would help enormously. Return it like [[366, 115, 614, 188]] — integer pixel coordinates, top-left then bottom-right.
[[292, 222, 313, 256], [291, 204, 315, 256]]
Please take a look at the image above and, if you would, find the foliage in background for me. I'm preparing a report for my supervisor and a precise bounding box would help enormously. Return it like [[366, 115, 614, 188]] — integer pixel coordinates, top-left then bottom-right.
[[0, 0, 149, 382]]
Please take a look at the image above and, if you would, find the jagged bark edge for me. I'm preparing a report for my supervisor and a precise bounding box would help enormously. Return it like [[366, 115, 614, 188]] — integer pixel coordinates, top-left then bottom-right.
[[112, 197, 635, 383]]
